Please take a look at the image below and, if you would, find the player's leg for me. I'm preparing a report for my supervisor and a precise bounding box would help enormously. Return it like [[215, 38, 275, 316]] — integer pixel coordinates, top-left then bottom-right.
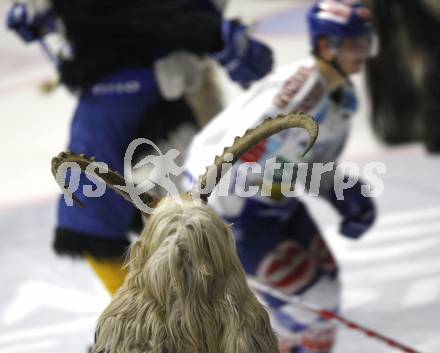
[[54, 69, 161, 293], [85, 256, 128, 295], [225, 197, 340, 353], [269, 203, 340, 353], [55, 71, 200, 295]]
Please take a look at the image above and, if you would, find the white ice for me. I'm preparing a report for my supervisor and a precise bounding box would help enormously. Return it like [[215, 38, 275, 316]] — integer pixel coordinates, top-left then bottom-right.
[[0, 1, 439, 353]]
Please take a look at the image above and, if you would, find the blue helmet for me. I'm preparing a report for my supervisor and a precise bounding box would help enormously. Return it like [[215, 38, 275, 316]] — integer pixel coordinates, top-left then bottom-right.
[[307, 0, 373, 47]]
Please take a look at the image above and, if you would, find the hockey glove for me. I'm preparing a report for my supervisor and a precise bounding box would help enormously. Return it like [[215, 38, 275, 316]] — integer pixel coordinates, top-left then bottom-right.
[[213, 19, 273, 87], [328, 179, 376, 239], [7, 1, 56, 43]]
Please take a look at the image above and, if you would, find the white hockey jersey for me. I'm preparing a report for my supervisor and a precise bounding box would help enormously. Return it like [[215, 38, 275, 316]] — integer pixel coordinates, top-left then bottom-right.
[[184, 58, 358, 216], [184, 59, 357, 351]]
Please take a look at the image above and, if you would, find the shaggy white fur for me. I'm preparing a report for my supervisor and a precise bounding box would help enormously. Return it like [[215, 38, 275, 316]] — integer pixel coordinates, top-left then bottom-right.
[[91, 197, 280, 353]]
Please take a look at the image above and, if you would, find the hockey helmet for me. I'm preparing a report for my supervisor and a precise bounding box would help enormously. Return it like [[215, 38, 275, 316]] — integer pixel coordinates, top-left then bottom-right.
[[307, 0, 373, 47]]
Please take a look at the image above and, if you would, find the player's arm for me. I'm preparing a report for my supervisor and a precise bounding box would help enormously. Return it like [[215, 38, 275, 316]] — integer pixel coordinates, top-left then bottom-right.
[[317, 167, 376, 239], [248, 65, 375, 239], [238, 64, 324, 164]]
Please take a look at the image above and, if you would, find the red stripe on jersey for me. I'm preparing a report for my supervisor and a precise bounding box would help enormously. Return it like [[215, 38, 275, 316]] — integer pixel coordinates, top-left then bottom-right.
[[240, 139, 267, 162], [273, 66, 313, 109]]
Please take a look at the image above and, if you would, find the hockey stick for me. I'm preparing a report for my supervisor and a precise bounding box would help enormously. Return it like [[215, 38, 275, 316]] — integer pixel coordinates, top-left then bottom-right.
[[247, 276, 423, 353]]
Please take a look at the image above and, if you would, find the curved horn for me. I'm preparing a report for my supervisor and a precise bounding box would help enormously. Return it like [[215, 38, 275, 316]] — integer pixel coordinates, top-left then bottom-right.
[[51, 151, 158, 210], [196, 113, 318, 202]]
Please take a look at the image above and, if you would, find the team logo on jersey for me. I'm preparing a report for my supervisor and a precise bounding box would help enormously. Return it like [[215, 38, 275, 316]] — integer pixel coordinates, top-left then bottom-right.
[[293, 81, 325, 114], [240, 139, 267, 162], [274, 66, 312, 109], [256, 240, 317, 294], [310, 235, 337, 272]]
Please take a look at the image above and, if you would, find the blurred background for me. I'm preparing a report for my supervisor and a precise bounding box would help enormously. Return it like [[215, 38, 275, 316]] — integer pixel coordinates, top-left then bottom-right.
[[1, 1, 439, 353]]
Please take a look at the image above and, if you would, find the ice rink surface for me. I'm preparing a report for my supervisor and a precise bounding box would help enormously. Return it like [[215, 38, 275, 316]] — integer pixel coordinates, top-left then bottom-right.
[[1, 1, 439, 353]]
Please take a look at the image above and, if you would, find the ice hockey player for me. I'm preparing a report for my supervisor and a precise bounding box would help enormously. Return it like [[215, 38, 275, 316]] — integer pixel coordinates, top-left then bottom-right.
[[184, 1, 376, 352], [7, 0, 273, 295]]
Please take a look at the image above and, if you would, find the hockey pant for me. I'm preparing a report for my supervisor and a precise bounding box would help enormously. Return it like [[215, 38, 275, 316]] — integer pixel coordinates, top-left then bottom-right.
[[53, 68, 198, 292], [225, 198, 340, 353]]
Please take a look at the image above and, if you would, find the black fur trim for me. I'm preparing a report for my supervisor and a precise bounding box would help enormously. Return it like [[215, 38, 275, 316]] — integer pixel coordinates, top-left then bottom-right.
[[54, 227, 130, 260], [366, 0, 440, 151], [51, 0, 222, 89], [128, 210, 144, 234]]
